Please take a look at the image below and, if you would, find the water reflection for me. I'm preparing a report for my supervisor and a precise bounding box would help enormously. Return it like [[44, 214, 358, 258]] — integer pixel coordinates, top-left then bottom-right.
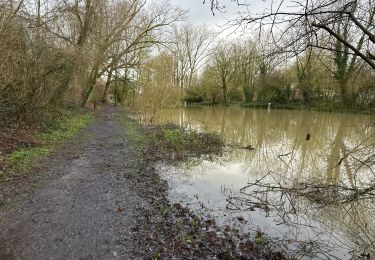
[[141, 106, 375, 258], [152, 107, 374, 181]]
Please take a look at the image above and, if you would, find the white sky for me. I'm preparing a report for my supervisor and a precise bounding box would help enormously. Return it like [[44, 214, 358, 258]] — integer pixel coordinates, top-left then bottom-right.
[[169, 0, 273, 23], [168, 0, 275, 37], [169, 0, 234, 26]]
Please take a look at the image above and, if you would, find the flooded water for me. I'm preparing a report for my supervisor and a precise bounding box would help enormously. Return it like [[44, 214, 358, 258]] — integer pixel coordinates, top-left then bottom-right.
[[143, 106, 375, 259]]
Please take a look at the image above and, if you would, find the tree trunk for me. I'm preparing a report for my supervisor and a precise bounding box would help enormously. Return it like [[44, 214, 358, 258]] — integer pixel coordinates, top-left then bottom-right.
[[243, 84, 253, 103], [81, 74, 97, 107], [102, 67, 114, 102], [338, 77, 351, 106]]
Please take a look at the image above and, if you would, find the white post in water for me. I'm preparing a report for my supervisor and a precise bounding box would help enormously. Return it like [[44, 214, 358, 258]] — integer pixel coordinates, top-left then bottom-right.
[[268, 103, 271, 112], [184, 101, 187, 107]]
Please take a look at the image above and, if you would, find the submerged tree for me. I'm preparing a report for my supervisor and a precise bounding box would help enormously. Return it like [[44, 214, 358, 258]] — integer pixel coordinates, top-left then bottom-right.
[[200, 65, 221, 105]]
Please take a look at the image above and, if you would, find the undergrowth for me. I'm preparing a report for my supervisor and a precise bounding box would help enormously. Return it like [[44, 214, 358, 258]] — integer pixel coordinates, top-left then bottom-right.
[[150, 124, 224, 160]]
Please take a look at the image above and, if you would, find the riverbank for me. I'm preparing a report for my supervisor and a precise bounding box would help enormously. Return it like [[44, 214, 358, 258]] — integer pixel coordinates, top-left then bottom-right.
[[188, 101, 375, 114], [132, 105, 375, 258], [121, 114, 288, 259]]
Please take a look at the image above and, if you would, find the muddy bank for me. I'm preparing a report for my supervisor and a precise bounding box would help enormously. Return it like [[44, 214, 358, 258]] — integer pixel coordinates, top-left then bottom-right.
[[123, 117, 287, 259]]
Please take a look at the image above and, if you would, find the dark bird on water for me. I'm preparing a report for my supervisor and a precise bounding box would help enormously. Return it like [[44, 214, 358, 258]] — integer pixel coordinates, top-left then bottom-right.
[[306, 133, 311, 140], [243, 144, 255, 150]]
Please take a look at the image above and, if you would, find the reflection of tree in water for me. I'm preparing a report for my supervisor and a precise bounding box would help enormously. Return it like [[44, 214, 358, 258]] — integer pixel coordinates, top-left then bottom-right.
[[326, 118, 347, 184], [151, 106, 374, 181], [319, 201, 375, 257], [326, 118, 374, 186], [220, 107, 227, 136], [224, 169, 375, 257]]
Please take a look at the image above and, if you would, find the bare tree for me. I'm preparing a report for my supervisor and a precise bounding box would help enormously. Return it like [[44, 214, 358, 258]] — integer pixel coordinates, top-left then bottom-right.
[[232, 40, 259, 102], [205, 0, 375, 70], [172, 23, 215, 90], [210, 42, 238, 106]]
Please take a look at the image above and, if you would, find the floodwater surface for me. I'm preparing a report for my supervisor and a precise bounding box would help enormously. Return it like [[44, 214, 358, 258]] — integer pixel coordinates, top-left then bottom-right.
[[143, 106, 375, 259]]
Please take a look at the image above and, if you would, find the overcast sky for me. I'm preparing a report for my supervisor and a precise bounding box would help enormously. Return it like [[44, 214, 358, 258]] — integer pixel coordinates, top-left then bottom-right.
[[169, 0, 233, 26], [168, 0, 273, 36], [171, 1, 272, 22]]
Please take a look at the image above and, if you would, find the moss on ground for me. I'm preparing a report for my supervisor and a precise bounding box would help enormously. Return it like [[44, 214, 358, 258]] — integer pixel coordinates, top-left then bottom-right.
[[120, 116, 147, 153], [0, 112, 93, 181], [37, 114, 92, 144]]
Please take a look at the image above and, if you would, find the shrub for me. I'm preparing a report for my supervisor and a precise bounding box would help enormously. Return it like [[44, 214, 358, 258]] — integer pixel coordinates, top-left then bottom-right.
[[184, 88, 204, 103], [0, 7, 76, 128]]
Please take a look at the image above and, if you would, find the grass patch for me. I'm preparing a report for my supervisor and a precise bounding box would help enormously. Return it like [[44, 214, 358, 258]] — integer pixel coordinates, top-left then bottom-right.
[[121, 116, 147, 152], [10, 148, 50, 162], [121, 114, 224, 161], [148, 124, 224, 161], [0, 112, 93, 181], [38, 114, 92, 144]]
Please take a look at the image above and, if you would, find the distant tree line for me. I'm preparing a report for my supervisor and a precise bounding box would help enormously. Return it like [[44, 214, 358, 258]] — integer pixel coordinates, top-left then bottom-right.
[[195, 0, 375, 107], [186, 37, 375, 108], [130, 26, 375, 117]]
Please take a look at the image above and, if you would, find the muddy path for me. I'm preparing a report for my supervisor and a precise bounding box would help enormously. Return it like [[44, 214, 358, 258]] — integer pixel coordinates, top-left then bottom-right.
[[0, 106, 288, 260], [0, 106, 143, 259]]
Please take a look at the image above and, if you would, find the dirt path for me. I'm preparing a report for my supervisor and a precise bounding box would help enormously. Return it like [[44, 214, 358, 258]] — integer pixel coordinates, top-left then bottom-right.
[[0, 106, 142, 259]]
